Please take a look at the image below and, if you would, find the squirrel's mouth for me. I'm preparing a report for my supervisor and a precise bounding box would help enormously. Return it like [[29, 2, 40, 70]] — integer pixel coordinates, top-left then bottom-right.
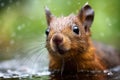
[[54, 45, 67, 55]]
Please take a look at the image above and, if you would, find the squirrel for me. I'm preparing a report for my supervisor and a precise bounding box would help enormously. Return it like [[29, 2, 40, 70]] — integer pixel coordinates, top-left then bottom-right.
[[44, 3, 120, 80]]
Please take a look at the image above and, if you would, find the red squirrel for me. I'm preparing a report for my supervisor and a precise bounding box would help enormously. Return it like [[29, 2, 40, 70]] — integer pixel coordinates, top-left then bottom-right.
[[45, 3, 120, 80]]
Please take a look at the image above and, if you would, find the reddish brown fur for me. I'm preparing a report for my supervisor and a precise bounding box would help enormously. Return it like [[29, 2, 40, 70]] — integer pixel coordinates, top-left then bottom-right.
[[45, 4, 120, 80]]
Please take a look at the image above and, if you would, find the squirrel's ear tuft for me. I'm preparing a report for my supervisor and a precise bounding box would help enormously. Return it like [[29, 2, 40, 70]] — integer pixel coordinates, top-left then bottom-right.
[[45, 7, 53, 26], [77, 3, 94, 32]]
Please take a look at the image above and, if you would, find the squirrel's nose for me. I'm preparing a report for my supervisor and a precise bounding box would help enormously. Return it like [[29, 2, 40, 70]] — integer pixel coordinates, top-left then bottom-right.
[[52, 34, 63, 45]]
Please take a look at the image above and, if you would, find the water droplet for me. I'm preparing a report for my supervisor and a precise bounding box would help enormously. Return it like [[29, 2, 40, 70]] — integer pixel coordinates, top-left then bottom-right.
[[107, 71, 113, 76], [11, 32, 16, 37], [9, 0, 13, 3], [78, 2, 80, 5], [108, 23, 112, 26], [103, 70, 113, 76], [17, 24, 25, 31], [10, 40, 15, 45], [100, 32, 104, 37], [106, 18, 112, 27], [1, 2, 5, 7], [17, 25, 22, 30]]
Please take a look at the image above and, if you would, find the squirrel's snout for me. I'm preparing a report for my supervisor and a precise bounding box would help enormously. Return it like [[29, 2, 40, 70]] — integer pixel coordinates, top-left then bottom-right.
[[52, 34, 63, 45], [50, 33, 71, 54]]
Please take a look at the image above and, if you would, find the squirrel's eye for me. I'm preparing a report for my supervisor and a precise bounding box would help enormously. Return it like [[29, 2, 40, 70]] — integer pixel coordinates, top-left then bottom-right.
[[45, 28, 50, 36], [72, 26, 79, 34]]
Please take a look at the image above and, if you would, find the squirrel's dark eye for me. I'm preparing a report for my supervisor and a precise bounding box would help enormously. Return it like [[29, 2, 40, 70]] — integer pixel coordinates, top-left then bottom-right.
[[72, 26, 79, 34], [45, 28, 50, 36]]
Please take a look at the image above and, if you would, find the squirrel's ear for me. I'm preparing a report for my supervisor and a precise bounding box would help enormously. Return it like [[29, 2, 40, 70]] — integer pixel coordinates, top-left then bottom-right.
[[45, 7, 53, 26], [78, 3, 94, 32]]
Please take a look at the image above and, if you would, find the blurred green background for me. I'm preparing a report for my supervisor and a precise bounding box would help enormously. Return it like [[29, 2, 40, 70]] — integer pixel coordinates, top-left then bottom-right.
[[0, 0, 120, 60]]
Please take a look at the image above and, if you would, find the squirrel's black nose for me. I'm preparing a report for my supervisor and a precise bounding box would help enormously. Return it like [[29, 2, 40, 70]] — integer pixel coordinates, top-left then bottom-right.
[[52, 34, 63, 45]]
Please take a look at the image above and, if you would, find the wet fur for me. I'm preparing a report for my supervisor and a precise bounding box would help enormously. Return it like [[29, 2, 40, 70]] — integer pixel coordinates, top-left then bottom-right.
[[45, 4, 120, 80]]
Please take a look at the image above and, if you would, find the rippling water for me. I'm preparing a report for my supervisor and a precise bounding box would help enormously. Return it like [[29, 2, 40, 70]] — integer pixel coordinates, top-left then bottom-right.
[[0, 36, 120, 80], [0, 59, 120, 80]]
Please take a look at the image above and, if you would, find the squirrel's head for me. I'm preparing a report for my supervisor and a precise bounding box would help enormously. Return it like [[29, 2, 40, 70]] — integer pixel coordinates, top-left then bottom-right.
[[45, 3, 94, 58]]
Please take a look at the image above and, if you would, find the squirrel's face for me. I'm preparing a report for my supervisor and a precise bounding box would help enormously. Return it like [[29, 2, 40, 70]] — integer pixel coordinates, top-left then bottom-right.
[[45, 4, 94, 58]]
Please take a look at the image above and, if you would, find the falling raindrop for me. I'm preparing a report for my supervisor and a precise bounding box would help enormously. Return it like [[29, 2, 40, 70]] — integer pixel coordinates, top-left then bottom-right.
[[100, 32, 104, 37], [11, 32, 16, 37], [9, 0, 13, 4], [10, 40, 15, 45], [78, 2, 80, 5], [0, 2, 5, 7], [108, 23, 112, 27], [17, 25, 22, 31], [17, 24, 25, 31], [106, 18, 112, 27]]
